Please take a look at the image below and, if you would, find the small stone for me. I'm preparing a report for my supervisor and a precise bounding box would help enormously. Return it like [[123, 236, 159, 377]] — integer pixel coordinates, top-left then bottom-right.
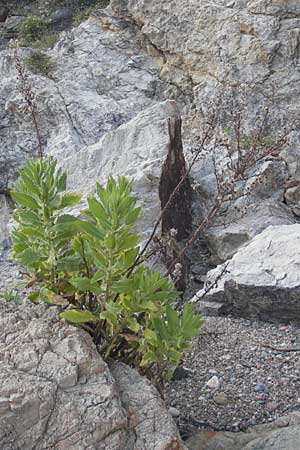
[[172, 366, 193, 381], [213, 393, 228, 406], [255, 383, 267, 393], [206, 376, 220, 390], [266, 402, 279, 412], [169, 407, 180, 418]]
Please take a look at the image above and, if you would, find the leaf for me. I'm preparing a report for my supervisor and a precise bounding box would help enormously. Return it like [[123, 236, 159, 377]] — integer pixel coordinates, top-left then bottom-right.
[[125, 206, 141, 225], [127, 317, 140, 333], [87, 197, 109, 224], [11, 191, 40, 209], [60, 309, 98, 323], [99, 310, 118, 326], [60, 192, 82, 208], [166, 305, 180, 337], [78, 220, 105, 241], [70, 277, 102, 294], [104, 233, 115, 250], [39, 288, 69, 306], [16, 248, 41, 267], [56, 255, 82, 272]]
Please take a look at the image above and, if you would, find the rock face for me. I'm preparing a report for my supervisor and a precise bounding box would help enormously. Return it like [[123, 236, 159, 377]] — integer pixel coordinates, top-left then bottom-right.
[[193, 224, 300, 323], [0, 300, 186, 450], [186, 414, 300, 450], [109, 0, 300, 260], [0, 8, 180, 248], [1, 0, 300, 262]]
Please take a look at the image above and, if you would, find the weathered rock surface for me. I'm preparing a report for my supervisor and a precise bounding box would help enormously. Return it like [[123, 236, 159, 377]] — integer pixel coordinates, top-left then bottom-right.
[[0, 300, 186, 450], [1, 0, 300, 262], [193, 224, 300, 323], [110, 0, 300, 260], [0, 9, 179, 247], [56, 99, 180, 241], [186, 414, 300, 450]]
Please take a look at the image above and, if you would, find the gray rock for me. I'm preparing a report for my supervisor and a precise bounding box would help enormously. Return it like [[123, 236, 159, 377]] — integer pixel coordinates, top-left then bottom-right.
[[193, 224, 300, 324], [0, 300, 186, 450], [110, 0, 300, 261], [49, 7, 74, 31], [245, 426, 300, 450], [4, 15, 24, 33], [186, 425, 300, 450], [0, 7, 9, 23], [206, 376, 221, 390], [0, 10, 172, 247]]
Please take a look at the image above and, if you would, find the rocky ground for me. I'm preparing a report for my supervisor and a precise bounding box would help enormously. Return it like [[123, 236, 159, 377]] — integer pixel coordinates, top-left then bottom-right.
[[166, 316, 300, 440], [2, 248, 300, 444]]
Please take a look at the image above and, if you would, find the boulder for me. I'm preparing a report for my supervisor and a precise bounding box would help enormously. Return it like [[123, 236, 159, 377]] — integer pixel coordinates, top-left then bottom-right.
[[57, 100, 179, 241], [186, 422, 300, 450], [0, 300, 186, 450], [192, 224, 300, 324]]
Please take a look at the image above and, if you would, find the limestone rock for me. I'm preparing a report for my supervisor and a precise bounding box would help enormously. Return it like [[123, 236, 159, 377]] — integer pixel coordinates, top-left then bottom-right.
[[0, 10, 173, 247], [0, 300, 186, 450], [193, 224, 300, 323]]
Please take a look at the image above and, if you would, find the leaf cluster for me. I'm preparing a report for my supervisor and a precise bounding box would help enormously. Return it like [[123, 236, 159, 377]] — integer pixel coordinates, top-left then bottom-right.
[[11, 158, 202, 386], [19, 16, 48, 46]]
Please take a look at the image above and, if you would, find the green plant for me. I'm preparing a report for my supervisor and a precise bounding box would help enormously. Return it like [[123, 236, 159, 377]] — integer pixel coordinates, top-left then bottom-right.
[[24, 51, 55, 77], [11, 158, 81, 287], [32, 32, 60, 50], [2, 289, 21, 304], [19, 16, 48, 46], [11, 158, 202, 386]]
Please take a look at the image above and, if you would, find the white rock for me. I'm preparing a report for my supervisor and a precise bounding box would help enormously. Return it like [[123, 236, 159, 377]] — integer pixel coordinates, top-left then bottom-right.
[[206, 375, 221, 390]]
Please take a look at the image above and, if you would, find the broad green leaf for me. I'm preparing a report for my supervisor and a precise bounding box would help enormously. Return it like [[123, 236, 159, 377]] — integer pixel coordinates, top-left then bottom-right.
[[70, 277, 102, 294], [11, 191, 40, 209], [60, 192, 82, 208], [78, 220, 105, 241], [60, 309, 98, 323]]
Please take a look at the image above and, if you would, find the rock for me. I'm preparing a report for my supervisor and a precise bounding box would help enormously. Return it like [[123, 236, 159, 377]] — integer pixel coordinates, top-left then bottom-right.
[[185, 425, 300, 450], [0, 10, 173, 246], [193, 224, 300, 324], [172, 366, 193, 381], [110, 0, 300, 262], [266, 402, 279, 412], [59, 100, 179, 242], [206, 376, 221, 390], [169, 407, 181, 418], [4, 15, 24, 34], [0, 300, 186, 450], [0, 7, 9, 23], [204, 199, 295, 263], [213, 393, 229, 406], [255, 383, 268, 393], [49, 7, 74, 31], [245, 426, 300, 450]]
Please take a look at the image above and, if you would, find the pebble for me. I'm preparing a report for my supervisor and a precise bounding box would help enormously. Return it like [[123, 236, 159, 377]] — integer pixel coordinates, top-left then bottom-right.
[[172, 366, 193, 381], [169, 407, 180, 418], [213, 393, 229, 406], [266, 402, 279, 412], [255, 383, 268, 393], [206, 376, 220, 390]]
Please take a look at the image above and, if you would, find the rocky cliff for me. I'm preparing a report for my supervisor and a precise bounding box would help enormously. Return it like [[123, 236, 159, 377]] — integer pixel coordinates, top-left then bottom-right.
[[1, 0, 300, 261]]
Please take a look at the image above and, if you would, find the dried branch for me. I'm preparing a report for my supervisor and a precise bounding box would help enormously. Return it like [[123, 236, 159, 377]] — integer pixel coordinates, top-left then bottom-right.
[[13, 45, 44, 159]]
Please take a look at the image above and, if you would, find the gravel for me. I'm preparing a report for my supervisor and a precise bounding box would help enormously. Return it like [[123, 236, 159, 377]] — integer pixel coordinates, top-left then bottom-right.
[[165, 316, 300, 439]]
